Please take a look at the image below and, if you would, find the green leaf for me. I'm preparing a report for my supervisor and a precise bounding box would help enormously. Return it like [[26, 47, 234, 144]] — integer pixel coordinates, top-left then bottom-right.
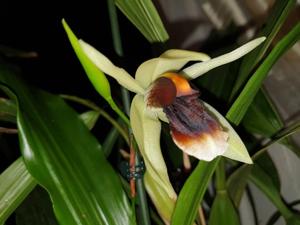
[[113, 0, 169, 43], [0, 65, 134, 225], [62, 20, 111, 102], [0, 98, 17, 123], [230, 0, 296, 99], [226, 165, 252, 207], [16, 186, 59, 225], [242, 89, 283, 136], [62, 19, 130, 125], [227, 152, 281, 207], [102, 126, 119, 157], [79, 110, 100, 130], [227, 22, 300, 125], [249, 164, 300, 223], [0, 158, 36, 224], [209, 191, 240, 225], [171, 158, 219, 225]]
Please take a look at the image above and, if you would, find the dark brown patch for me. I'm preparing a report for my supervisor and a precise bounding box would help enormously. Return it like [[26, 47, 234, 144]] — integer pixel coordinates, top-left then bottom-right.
[[163, 92, 221, 137], [147, 77, 177, 108]]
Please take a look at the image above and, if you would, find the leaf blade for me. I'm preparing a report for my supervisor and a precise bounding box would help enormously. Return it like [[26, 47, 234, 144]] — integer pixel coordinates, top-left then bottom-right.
[[0, 65, 134, 225], [171, 158, 219, 225]]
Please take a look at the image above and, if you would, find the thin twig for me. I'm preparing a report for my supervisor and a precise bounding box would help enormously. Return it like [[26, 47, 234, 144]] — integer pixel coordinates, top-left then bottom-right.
[[0, 127, 18, 134], [198, 206, 207, 225], [60, 94, 129, 145]]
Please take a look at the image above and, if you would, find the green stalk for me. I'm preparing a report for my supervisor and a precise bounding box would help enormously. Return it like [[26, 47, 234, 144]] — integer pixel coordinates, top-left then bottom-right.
[[60, 94, 129, 145], [107, 1, 151, 225], [215, 158, 226, 192]]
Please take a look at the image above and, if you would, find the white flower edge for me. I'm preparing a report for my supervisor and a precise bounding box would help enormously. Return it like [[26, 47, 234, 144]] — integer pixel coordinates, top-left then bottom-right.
[[203, 102, 253, 164], [182, 37, 266, 79]]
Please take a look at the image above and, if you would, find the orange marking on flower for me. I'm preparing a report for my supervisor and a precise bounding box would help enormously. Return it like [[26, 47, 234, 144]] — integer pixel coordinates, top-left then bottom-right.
[[162, 72, 196, 96]]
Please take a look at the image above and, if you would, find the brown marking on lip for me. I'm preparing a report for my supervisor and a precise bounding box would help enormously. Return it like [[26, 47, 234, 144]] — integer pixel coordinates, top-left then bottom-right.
[[163, 92, 228, 154], [146, 77, 177, 108], [162, 72, 197, 97]]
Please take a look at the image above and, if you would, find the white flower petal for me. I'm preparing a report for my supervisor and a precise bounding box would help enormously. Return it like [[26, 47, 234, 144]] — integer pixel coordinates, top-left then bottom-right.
[[79, 40, 145, 94], [171, 129, 228, 161], [160, 49, 210, 61], [135, 50, 211, 89], [203, 102, 253, 164], [182, 37, 266, 79], [130, 95, 177, 222]]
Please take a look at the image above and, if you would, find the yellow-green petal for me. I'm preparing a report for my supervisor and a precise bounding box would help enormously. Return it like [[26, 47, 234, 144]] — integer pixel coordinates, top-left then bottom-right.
[[130, 95, 176, 222], [203, 102, 253, 164], [135, 50, 211, 89], [182, 37, 266, 79], [62, 19, 111, 101], [160, 49, 210, 61], [79, 40, 145, 94]]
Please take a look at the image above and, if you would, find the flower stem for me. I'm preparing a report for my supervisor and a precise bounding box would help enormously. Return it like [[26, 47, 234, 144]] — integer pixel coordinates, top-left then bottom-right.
[[107, 1, 151, 225], [60, 94, 129, 145]]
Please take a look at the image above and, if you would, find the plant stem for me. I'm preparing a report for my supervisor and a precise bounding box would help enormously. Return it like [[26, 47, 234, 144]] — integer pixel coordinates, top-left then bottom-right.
[[60, 94, 129, 145], [215, 158, 226, 191], [107, 1, 151, 225]]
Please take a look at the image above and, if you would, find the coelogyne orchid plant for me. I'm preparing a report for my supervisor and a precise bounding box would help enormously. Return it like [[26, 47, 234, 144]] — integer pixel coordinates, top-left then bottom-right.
[[63, 21, 265, 223]]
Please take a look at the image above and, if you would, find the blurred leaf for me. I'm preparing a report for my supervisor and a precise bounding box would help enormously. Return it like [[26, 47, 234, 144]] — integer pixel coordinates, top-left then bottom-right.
[[227, 165, 252, 208], [197, 60, 239, 102], [242, 89, 283, 136], [0, 98, 16, 123], [227, 22, 300, 125], [230, 0, 296, 99], [79, 110, 100, 130], [113, 0, 169, 43], [255, 153, 280, 190], [249, 164, 300, 223], [227, 121, 299, 207], [267, 200, 300, 225], [16, 186, 58, 225], [0, 158, 36, 224], [243, 89, 300, 157], [171, 158, 219, 225], [102, 126, 119, 157], [209, 191, 240, 225], [0, 65, 134, 225]]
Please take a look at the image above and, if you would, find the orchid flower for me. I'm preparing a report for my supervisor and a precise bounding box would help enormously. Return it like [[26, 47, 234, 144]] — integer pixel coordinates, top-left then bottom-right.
[[75, 36, 265, 223]]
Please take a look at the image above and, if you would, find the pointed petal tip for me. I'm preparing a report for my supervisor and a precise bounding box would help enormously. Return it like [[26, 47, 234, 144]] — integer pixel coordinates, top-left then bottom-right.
[[183, 36, 267, 79]]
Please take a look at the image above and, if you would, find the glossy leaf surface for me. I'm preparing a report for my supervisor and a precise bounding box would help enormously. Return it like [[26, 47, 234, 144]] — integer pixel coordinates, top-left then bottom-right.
[[0, 64, 134, 225]]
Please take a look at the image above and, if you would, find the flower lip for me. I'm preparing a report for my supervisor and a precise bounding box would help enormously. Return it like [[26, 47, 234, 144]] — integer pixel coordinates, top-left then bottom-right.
[[146, 77, 177, 108], [164, 93, 229, 161]]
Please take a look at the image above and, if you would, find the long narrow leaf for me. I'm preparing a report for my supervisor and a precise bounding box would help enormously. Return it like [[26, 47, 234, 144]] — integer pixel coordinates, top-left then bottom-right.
[[0, 64, 134, 225], [114, 0, 169, 43], [227, 22, 300, 125], [249, 164, 300, 223], [171, 158, 219, 225], [230, 0, 296, 99], [209, 192, 240, 225], [0, 158, 36, 224]]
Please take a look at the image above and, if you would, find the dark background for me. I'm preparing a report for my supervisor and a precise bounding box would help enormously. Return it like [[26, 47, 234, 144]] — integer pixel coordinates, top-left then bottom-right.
[[0, 0, 152, 99], [0, 0, 156, 173]]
